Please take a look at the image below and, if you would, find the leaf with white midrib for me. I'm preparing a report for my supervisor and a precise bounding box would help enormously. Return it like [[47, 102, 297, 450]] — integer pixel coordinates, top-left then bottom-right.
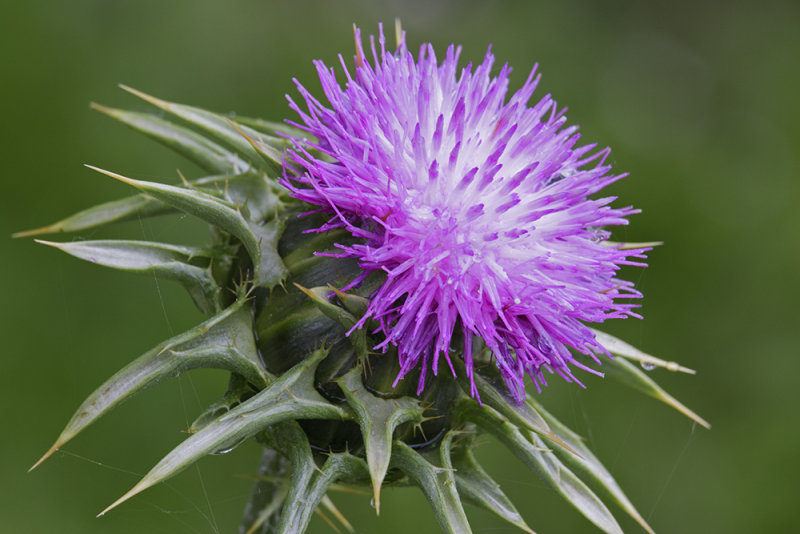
[[592, 328, 696, 374], [86, 166, 288, 289], [91, 102, 249, 175], [119, 85, 284, 173], [462, 401, 624, 534], [98, 347, 351, 516], [271, 421, 368, 534], [30, 299, 267, 471], [588, 353, 710, 429], [455, 360, 575, 454], [390, 441, 473, 534], [531, 400, 655, 534], [36, 239, 222, 315], [446, 432, 535, 533], [13, 171, 281, 238]]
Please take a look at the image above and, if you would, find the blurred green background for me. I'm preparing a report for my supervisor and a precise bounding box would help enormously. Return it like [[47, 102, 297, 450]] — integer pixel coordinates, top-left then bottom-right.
[[3, 1, 798, 533]]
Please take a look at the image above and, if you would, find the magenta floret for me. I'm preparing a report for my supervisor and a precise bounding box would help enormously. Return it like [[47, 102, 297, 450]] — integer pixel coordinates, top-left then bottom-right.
[[284, 26, 649, 402]]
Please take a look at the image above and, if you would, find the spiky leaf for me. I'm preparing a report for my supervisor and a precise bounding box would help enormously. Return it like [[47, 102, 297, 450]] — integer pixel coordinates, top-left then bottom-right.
[[88, 166, 287, 289], [31, 297, 267, 471], [591, 353, 710, 428], [390, 441, 472, 534], [203, 171, 285, 224], [444, 431, 535, 533], [36, 239, 223, 315], [455, 360, 568, 451], [230, 114, 312, 140], [462, 402, 623, 534], [338, 367, 426, 513], [593, 328, 696, 374], [296, 285, 367, 358], [530, 401, 654, 534], [98, 347, 350, 515], [13, 194, 169, 238], [91, 102, 249, 174], [191, 374, 256, 433], [14, 171, 285, 238], [120, 85, 286, 173], [269, 422, 368, 534], [328, 286, 369, 318], [279, 454, 364, 534]]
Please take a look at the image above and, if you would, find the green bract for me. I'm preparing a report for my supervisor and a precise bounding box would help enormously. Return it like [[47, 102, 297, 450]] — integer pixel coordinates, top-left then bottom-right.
[[23, 86, 708, 534]]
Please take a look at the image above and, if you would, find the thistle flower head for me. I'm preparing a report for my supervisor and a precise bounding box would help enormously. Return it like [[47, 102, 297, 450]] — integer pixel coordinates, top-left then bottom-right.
[[22, 23, 710, 534], [286, 26, 649, 401]]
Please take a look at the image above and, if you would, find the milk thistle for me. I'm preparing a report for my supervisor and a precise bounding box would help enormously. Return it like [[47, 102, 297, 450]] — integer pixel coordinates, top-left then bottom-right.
[[25, 23, 708, 534]]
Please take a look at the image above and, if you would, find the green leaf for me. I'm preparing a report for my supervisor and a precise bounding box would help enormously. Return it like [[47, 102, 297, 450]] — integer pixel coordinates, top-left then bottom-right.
[[229, 119, 290, 172], [36, 239, 223, 315], [462, 402, 623, 534], [12, 194, 169, 238], [271, 422, 368, 534], [589, 353, 711, 429], [190, 374, 256, 433], [119, 85, 285, 173], [390, 441, 473, 534], [294, 285, 359, 330], [98, 347, 350, 516], [338, 367, 425, 514], [531, 401, 654, 534], [91, 102, 249, 175], [230, 114, 312, 140], [592, 329, 696, 374], [445, 431, 535, 534], [279, 454, 364, 534], [454, 360, 573, 453], [202, 171, 285, 225], [13, 172, 284, 238], [330, 286, 369, 318], [295, 285, 367, 358], [87, 166, 288, 289], [30, 298, 268, 472], [242, 427, 358, 534], [266, 422, 315, 534]]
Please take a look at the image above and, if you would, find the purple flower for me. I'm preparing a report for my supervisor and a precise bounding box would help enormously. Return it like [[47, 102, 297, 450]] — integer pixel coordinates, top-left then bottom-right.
[[284, 26, 648, 402]]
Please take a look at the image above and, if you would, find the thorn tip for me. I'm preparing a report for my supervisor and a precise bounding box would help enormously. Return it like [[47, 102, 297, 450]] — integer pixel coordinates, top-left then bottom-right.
[[29, 444, 60, 472], [12, 228, 44, 239], [33, 239, 61, 248], [98, 483, 147, 517], [84, 164, 137, 185], [118, 84, 168, 109], [372, 481, 381, 516], [89, 101, 115, 116]]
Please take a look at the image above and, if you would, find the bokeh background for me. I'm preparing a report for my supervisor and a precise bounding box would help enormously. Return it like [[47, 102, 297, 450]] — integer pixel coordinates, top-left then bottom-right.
[[3, 1, 798, 533]]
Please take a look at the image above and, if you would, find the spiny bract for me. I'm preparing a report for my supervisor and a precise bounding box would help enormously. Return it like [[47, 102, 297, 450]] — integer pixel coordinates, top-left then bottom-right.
[[24, 24, 708, 534]]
